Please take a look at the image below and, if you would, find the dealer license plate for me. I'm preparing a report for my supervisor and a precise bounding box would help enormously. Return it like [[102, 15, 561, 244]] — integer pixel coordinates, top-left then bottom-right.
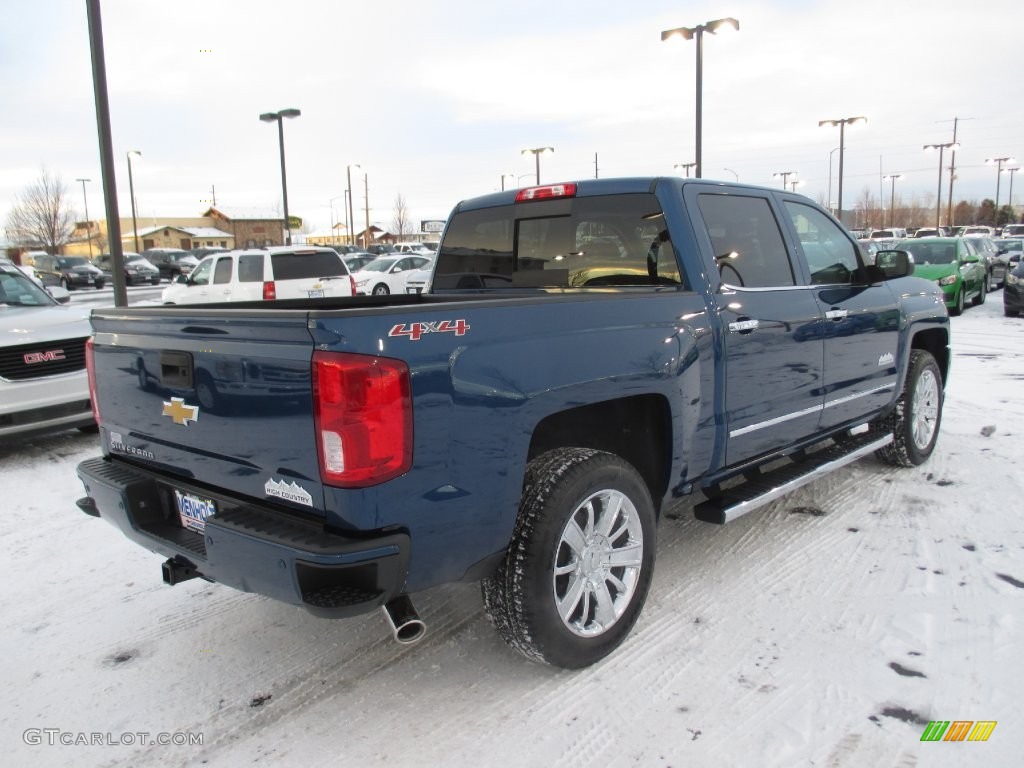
[[173, 489, 216, 534]]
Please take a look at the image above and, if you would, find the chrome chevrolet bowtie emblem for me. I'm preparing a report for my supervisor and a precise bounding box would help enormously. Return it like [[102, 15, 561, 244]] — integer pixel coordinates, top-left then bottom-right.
[[162, 397, 199, 426]]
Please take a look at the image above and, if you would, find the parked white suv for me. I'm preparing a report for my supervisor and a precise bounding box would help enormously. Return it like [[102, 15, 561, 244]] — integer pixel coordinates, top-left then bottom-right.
[[161, 246, 356, 305], [393, 242, 433, 255]]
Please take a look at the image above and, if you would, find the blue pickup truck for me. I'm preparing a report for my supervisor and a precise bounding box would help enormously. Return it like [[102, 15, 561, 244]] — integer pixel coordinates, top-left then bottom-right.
[[76, 178, 949, 668]]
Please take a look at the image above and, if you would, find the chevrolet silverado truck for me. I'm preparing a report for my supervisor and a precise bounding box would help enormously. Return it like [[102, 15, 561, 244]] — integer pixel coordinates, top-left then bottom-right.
[[76, 178, 949, 668]]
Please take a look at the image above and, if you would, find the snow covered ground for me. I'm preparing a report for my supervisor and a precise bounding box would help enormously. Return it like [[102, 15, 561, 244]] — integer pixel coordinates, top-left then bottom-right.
[[2, 293, 1022, 768]]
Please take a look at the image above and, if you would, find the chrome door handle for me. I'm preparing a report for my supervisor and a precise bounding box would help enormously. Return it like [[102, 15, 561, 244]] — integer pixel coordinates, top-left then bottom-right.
[[728, 319, 760, 333]]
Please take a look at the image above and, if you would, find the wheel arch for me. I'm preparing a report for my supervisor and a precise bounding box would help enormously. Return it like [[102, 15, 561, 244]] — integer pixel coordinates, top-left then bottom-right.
[[908, 327, 950, 386], [527, 394, 673, 512]]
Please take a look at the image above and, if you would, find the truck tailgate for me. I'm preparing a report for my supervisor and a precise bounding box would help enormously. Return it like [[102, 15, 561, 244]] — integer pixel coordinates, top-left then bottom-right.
[[88, 308, 327, 515]]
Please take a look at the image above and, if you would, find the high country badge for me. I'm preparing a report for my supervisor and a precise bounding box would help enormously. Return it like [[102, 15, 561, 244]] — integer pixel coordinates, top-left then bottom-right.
[[265, 478, 314, 507]]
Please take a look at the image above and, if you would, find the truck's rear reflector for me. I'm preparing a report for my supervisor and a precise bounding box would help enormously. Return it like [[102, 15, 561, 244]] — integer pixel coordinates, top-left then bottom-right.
[[312, 351, 412, 487], [515, 183, 577, 202], [86, 337, 100, 423]]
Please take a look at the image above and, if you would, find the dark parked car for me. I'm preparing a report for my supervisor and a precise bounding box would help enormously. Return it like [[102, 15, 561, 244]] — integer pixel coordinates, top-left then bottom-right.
[[94, 253, 162, 286], [1004, 260, 1024, 317], [32, 254, 105, 290], [963, 236, 1004, 288], [343, 254, 377, 273], [141, 248, 200, 279]]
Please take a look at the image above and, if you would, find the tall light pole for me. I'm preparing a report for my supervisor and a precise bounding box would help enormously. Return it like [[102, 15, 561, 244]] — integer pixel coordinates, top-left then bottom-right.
[[1004, 167, 1022, 219], [500, 173, 515, 191], [364, 172, 370, 250], [346, 163, 360, 246], [329, 194, 346, 245], [882, 174, 904, 228], [723, 168, 738, 182], [788, 179, 804, 192], [76, 178, 93, 258], [126, 150, 141, 253], [819, 117, 866, 225], [521, 147, 554, 184], [924, 142, 959, 230], [773, 170, 798, 189], [661, 17, 739, 180], [259, 108, 301, 245], [987, 156, 1016, 228], [673, 162, 697, 177], [827, 147, 840, 216]]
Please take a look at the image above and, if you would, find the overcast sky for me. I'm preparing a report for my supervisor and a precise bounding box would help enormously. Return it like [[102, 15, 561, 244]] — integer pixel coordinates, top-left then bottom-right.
[[3, 0, 1021, 235]]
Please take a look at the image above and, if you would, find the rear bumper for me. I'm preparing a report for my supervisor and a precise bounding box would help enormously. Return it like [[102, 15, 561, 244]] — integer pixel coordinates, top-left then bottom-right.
[[76, 456, 410, 618]]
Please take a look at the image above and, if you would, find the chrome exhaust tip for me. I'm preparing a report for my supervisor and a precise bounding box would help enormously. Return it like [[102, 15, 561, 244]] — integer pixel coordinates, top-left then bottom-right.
[[381, 594, 426, 644]]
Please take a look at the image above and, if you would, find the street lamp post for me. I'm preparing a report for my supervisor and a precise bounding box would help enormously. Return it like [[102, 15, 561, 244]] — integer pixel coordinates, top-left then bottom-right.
[[259, 108, 301, 245], [987, 156, 1016, 228], [661, 17, 739, 179], [883, 174, 904, 228], [723, 168, 739, 182], [819, 117, 866, 225], [500, 173, 515, 191], [126, 150, 141, 253], [788, 179, 804, 192], [329, 194, 346, 245], [773, 170, 798, 189], [1004, 167, 1022, 217], [673, 162, 697, 178], [76, 177, 93, 257], [924, 142, 959, 230], [521, 147, 554, 184], [827, 147, 840, 217], [364, 172, 370, 251], [346, 164, 360, 246]]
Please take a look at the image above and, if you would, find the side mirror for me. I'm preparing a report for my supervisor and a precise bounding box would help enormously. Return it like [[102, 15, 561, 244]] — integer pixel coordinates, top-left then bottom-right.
[[962, 254, 980, 264], [873, 249, 914, 279], [47, 286, 71, 304]]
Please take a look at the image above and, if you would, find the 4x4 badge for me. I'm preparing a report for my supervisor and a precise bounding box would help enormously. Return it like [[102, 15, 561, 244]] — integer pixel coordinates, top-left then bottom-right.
[[162, 397, 199, 426]]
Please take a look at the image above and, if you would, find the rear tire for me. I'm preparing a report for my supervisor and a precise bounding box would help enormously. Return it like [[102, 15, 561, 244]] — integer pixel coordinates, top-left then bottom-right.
[[973, 277, 987, 305], [875, 350, 943, 467], [481, 448, 656, 668]]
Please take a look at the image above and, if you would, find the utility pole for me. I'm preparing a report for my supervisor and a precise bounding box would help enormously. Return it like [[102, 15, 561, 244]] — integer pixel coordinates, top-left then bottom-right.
[[594, 152, 599, 179], [937, 116, 974, 226]]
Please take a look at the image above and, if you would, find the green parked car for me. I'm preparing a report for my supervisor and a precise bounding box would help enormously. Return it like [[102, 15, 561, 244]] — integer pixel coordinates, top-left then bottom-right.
[[897, 237, 987, 315]]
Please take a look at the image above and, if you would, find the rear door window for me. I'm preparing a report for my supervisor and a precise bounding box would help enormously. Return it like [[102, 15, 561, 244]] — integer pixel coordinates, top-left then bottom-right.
[[696, 194, 794, 287]]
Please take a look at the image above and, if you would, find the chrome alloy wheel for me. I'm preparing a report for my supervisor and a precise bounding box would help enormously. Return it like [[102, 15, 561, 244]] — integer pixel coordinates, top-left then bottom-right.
[[911, 368, 940, 451], [552, 488, 644, 638]]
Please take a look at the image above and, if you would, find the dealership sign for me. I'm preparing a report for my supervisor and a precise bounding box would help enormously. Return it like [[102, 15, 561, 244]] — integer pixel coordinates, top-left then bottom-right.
[[420, 220, 445, 234]]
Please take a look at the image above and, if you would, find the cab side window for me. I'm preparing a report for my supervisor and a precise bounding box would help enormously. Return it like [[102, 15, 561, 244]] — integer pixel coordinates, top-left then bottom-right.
[[697, 194, 794, 287], [784, 202, 862, 284]]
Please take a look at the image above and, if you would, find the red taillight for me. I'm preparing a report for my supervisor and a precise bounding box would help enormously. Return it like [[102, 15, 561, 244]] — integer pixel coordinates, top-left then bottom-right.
[[312, 351, 412, 487], [263, 281, 276, 300], [515, 183, 577, 202], [85, 337, 100, 424], [349, 275, 356, 296]]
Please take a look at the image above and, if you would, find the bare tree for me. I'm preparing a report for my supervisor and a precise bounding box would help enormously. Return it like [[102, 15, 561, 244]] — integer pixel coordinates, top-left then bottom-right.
[[4, 167, 76, 253], [391, 193, 413, 239]]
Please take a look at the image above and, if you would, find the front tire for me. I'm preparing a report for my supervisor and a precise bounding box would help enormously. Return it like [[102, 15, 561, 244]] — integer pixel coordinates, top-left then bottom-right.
[[875, 350, 943, 467], [950, 288, 964, 316], [482, 448, 656, 668], [372, 283, 390, 296]]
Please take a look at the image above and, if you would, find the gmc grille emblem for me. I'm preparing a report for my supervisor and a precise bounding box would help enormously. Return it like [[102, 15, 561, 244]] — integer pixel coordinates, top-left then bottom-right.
[[24, 350, 66, 364]]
